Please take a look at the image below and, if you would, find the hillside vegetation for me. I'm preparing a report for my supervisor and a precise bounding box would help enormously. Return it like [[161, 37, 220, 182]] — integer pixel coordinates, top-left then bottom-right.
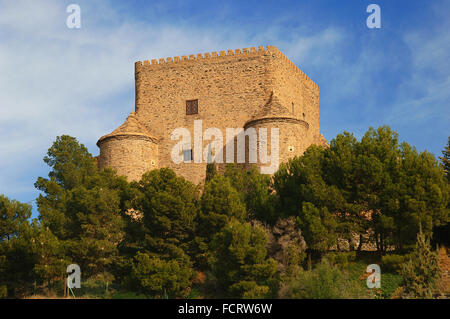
[[0, 127, 448, 299]]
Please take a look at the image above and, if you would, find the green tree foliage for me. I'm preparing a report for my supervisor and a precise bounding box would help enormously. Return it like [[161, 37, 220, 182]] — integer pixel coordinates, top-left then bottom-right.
[[381, 253, 412, 274], [205, 162, 218, 183], [298, 203, 337, 261], [400, 227, 440, 298], [28, 221, 68, 287], [274, 144, 341, 218], [439, 137, 450, 181], [280, 259, 369, 299], [209, 218, 278, 298], [133, 168, 199, 261], [198, 174, 246, 239], [322, 131, 375, 247], [0, 196, 44, 297], [124, 168, 199, 295], [0, 210, 35, 297], [1, 127, 447, 298], [273, 126, 449, 252], [131, 251, 194, 298], [273, 146, 339, 253], [201, 174, 246, 221], [34, 135, 127, 279], [386, 141, 448, 249], [0, 217, 67, 297], [0, 195, 31, 242], [224, 164, 276, 224], [195, 173, 248, 269]]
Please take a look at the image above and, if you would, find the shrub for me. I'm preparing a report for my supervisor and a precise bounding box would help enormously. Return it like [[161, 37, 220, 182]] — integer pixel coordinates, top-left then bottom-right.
[[379, 273, 403, 299], [399, 228, 440, 298], [381, 254, 411, 274], [131, 252, 195, 298], [209, 219, 278, 298], [282, 259, 371, 299], [326, 251, 356, 266]]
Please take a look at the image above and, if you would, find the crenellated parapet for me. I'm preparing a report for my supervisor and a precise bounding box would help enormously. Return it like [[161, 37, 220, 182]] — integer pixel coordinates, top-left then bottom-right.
[[135, 45, 318, 93], [101, 45, 325, 183], [135, 46, 267, 69]]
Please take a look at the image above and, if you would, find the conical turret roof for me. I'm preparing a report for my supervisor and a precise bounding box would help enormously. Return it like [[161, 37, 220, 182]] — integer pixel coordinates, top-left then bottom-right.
[[97, 111, 158, 145], [245, 93, 300, 127]]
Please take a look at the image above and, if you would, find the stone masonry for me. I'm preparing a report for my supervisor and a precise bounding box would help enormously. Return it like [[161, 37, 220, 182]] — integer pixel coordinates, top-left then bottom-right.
[[97, 45, 328, 184]]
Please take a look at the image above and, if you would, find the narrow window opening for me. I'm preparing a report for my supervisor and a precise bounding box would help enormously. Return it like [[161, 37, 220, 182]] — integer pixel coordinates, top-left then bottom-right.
[[183, 148, 192, 162], [186, 99, 198, 115], [182, 143, 192, 162]]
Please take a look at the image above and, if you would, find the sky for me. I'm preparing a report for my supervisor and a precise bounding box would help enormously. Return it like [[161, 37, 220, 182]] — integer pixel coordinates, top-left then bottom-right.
[[0, 0, 449, 218]]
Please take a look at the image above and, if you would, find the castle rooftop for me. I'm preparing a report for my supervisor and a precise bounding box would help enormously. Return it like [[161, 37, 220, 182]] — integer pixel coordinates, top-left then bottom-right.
[[135, 45, 319, 92], [97, 111, 158, 146]]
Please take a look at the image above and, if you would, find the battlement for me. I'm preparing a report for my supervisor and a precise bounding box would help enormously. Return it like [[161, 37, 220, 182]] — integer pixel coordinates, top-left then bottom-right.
[[136, 45, 267, 68], [135, 45, 317, 91], [99, 45, 324, 184]]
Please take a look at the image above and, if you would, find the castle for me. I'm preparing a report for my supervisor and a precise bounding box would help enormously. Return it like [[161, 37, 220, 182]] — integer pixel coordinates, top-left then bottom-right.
[[96, 45, 328, 184]]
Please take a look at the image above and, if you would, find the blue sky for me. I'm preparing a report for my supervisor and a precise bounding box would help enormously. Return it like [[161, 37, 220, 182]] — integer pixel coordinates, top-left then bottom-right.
[[0, 0, 449, 218]]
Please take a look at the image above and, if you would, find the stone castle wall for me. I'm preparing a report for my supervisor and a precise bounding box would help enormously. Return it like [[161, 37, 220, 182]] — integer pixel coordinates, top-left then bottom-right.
[[266, 46, 320, 143], [98, 46, 324, 184], [244, 118, 310, 173], [98, 135, 159, 182]]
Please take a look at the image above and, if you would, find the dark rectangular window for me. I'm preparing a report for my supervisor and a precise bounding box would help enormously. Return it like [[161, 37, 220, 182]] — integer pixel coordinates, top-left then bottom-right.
[[186, 99, 198, 115], [183, 148, 192, 162]]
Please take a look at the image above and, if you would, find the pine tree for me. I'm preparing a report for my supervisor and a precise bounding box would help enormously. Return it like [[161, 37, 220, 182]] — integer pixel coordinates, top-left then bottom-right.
[[0, 195, 31, 242], [439, 137, 450, 181], [224, 164, 275, 224], [0, 200, 35, 297], [400, 226, 440, 298], [134, 168, 200, 262], [273, 126, 449, 253], [205, 162, 217, 183], [35, 135, 127, 279], [131, 251, 194, 298], [209, 218, 278, 298]]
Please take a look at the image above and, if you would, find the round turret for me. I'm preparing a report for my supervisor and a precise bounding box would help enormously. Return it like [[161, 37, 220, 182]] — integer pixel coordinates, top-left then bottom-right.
[[97, 111, 159, 181], [244, 94, 310, 173]]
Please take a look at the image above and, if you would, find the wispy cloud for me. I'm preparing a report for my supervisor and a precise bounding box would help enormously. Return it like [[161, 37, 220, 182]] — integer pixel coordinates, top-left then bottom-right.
[[384, 2, 450, 153]]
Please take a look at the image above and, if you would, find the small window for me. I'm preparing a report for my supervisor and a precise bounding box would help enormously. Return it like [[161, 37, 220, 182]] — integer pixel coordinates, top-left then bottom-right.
[[183, 148, 193, 162], [186, 99, 198, 115], [302, 113, 306, 120], [292, 102, 295, 114]]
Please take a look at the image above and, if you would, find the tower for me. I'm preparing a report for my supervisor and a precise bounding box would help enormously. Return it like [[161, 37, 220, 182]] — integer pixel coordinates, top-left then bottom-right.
[[244, 93, 311, 173], [97, 45, 327, 184], [97, 111, 159, 181]]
